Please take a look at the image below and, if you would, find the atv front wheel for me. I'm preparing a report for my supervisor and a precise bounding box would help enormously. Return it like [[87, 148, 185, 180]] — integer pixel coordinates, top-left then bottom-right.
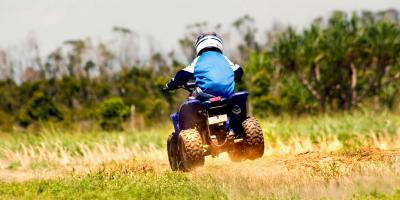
[[167, 133, 181, 171], [177, 129, 205, 171], [242, 117, 264, 160]]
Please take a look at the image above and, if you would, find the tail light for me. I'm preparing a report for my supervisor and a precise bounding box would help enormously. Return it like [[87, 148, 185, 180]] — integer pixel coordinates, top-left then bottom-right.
[[210, 97, 221, 102]]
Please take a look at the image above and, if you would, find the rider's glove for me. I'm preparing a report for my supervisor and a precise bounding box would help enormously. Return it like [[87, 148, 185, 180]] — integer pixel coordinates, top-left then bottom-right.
[[161, 80, 172, 91], [161, 85, 169, 92]]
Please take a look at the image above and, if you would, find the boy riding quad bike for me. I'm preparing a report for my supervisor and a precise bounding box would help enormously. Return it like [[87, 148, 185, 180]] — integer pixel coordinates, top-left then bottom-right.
[[163, 32, 264, 171]]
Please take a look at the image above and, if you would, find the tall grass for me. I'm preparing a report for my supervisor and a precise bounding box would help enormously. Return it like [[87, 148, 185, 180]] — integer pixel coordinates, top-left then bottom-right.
[[263, 111, 400, 154], [0, 127, 169, 171]]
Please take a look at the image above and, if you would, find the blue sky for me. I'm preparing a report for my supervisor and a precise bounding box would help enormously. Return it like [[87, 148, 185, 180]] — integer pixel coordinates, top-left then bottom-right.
[[1, 0, 399, 55]]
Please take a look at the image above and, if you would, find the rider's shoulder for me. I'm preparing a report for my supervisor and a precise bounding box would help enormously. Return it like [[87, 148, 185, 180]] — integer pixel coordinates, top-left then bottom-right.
[[182, 56, 200, 73]]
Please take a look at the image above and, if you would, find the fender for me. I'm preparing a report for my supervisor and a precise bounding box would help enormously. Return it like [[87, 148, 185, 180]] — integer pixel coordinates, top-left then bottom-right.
[[171, 99, 203, 139], [170, 112, 180, 135]]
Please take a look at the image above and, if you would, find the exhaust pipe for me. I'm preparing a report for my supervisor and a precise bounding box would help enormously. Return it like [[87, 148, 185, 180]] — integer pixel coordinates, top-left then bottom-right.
[[233, 138, 243, 143]]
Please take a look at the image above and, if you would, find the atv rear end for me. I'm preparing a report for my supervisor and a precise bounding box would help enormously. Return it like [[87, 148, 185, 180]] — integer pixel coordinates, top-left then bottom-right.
[[167, 84, 264, 171]]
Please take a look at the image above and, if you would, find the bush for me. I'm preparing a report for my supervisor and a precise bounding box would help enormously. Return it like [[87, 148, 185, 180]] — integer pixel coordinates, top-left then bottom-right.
[[98, 97, 130, 131], [18, 92, 63, 127]]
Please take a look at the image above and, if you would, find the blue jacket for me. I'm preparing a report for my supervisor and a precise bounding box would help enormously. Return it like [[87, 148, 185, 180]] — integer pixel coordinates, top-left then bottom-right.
[[167, 50, 243, 98]]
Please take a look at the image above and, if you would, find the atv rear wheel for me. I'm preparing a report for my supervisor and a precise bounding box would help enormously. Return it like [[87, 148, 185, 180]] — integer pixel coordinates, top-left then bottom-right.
[[167, 133, 181, 171], [242, 117, 264, 160], [177, 129, 205, 171]]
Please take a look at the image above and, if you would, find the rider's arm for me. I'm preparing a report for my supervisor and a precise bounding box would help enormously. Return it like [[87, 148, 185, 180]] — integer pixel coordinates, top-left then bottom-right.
[[166, 58, 197, 90], [224, 56, 244, 82], [232, 64, 244, 82], [166, 69, 194, 90]]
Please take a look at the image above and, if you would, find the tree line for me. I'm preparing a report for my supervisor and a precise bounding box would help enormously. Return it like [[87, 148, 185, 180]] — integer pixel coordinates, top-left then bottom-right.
[[248, 9, 400, 116], [0, 9, 399, 130]]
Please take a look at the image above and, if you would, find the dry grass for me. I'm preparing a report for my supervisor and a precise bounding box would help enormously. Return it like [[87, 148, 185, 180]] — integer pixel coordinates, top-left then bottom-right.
[[0, 137, 165, 181]]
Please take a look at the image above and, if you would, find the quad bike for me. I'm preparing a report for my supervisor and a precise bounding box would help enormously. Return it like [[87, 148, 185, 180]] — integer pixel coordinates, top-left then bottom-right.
[[167, 83, 264, 171]]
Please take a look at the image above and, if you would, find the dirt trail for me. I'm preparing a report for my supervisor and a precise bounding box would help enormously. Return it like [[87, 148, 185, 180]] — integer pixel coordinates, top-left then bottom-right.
[[284, 148, 400, 170], [1, 148, 399, 182], [194, 148, 400, 199]]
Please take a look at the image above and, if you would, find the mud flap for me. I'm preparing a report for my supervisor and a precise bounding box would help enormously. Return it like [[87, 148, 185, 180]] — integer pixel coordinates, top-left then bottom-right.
[[227, 91, 248, 136]]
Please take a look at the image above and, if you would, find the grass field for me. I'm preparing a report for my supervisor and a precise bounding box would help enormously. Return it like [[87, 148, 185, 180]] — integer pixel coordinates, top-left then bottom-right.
[[0, 111, 400, 199]]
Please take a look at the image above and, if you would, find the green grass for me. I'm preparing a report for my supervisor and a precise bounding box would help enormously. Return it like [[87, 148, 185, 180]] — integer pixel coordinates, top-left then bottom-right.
[[0, 172, 227, 200], [351, 190, 400, 200]]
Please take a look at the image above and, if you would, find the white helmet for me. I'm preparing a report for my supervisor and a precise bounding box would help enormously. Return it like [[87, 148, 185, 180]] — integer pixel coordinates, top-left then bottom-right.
[[194, 32, 223, 55]]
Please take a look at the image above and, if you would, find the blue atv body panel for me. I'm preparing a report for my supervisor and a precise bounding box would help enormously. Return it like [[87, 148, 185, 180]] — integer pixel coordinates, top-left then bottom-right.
[[170, 91, 248, 139], [170, 112, 180, 135]]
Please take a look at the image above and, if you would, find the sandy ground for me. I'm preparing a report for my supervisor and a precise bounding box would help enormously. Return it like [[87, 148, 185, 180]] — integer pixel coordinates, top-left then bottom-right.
[[1, 147, 399, 181]]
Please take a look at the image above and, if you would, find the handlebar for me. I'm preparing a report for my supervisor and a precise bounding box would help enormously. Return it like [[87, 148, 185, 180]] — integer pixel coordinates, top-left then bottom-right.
[[179, 82, 196, 93]]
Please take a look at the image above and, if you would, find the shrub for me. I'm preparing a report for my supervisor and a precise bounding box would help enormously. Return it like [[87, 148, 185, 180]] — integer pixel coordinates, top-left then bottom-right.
[[98, 97, 130, 131], [18, 92, 63, 127]]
